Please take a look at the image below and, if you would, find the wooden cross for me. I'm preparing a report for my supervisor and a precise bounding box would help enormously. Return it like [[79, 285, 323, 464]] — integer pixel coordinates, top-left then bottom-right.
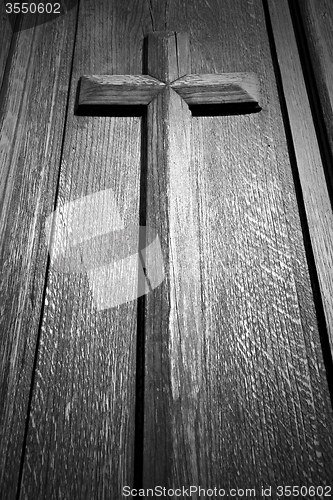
[[77, 31, 260, 480], [77, 30, 260, 301]]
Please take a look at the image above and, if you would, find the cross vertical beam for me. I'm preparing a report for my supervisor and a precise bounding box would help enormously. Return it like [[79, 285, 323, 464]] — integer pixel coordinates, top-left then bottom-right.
[[143, 32, 193, 485]]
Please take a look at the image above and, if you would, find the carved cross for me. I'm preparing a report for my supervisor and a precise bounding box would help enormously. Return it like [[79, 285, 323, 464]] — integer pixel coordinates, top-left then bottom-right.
[[77, 31, 260, 310], [77, 32, 260, 466]]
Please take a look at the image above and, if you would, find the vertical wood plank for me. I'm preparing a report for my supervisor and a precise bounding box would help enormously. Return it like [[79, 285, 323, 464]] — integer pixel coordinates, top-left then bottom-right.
[[143, 0, 333, 489], [19, 1, 153, 498], [0, 11, 77, 499]]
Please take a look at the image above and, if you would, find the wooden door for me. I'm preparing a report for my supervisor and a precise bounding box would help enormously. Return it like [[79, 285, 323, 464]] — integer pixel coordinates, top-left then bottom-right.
[[1, 0, 333, 498]]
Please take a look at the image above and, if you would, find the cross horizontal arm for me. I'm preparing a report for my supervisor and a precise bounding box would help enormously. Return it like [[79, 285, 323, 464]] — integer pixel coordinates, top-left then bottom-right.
[[78, 75, 166, 106], [171, 72, 260, 106]]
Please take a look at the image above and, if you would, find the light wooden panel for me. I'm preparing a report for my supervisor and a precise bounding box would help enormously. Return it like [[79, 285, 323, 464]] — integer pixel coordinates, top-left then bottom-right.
[[143, 0, 333, 489], [18, 1, 152, 499], [0, 12, 77, 499]]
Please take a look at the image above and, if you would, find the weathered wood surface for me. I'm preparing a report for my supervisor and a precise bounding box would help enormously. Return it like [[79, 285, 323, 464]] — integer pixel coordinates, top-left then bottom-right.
[[142, 0, 333, 489], [18, 1, 151, 499], [266, 0, 333, 382], [297, 0, 333, 193], [0, 11, 77, 499], [1, 0, 333, 497]]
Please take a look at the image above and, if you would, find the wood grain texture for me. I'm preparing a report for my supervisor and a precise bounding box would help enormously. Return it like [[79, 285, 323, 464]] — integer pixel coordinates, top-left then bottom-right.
[[0, 12, 77, 499], [172, 73, 260, 106], [3, 0, 333, 496], [79, 75, 165, 106], [266, 0, 333, 368], [142, 0, 333, 489], [18, 1, 153, 498]]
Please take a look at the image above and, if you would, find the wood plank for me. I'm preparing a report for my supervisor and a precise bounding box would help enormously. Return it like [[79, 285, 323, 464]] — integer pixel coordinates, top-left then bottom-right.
[[266, 0, 333, 367], [297, 0, 333, 193], [143, 0, 333, 488], [0, 12, 77, 499], [19, 1, 153, 498]]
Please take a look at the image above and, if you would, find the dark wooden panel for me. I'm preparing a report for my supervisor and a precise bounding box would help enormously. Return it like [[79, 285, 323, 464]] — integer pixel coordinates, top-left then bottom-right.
[[19, 1, 153, 498], [0, 11, 77, 499], [143, 0, 333, 489]]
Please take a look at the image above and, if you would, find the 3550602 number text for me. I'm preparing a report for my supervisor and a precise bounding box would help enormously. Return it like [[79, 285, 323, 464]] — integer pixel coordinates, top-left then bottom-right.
[[276, 485, 332, 497], [6, 3, 61, 14]]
